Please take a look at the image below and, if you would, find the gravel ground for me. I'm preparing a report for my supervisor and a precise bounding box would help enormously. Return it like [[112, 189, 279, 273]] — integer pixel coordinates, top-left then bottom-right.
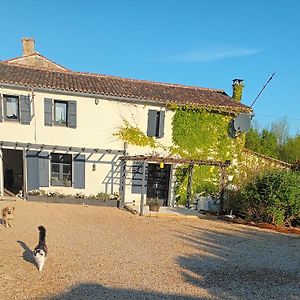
[[0, 200, 299, 300]]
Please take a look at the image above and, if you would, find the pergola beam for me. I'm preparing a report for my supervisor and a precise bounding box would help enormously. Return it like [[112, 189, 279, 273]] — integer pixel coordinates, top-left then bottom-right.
[[0, 141, 125, 155]]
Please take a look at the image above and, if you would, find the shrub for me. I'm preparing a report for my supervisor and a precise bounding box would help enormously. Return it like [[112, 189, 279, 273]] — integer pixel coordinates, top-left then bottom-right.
[[240, 170, 300, 226]]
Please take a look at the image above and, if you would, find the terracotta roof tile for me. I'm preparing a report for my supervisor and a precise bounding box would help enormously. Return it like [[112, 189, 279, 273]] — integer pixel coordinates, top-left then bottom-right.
[[0, 62, 251, 113]]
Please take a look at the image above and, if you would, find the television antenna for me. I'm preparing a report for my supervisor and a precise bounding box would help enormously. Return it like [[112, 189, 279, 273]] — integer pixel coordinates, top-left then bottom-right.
[[250, 73, 275, 108]]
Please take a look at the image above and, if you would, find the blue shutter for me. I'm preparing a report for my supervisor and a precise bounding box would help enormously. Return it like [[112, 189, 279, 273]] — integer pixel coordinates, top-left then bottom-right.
[[147, 110, 157, 137], [39, 151, 50, 187], [0, 95, 3, 122], [44, 98, 53, 126], [26, 151, 50, 190], [20, 95, 31, 125], [158, 111, 165, 138], [68, 101, 77, 128], [131, 161, 147, 194], [74, 154, 85, 189], [26, 151, 40, 191]]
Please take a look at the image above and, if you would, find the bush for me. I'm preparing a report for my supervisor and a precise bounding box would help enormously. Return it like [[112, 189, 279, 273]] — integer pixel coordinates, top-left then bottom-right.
[[240, 171, 300, 226]]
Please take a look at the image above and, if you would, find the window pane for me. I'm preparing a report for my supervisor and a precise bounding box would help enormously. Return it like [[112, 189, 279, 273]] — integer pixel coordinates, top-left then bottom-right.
[[55, 102, 67, 125], [50, 153, 72, 186], [6, 97, 19, 119], [51, 164, 60, 173], [63, 164, 71, 174]]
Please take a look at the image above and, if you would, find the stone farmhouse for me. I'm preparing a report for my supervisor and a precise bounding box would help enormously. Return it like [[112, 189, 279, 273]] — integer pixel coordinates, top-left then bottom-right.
[[0, 38, 268, 212]]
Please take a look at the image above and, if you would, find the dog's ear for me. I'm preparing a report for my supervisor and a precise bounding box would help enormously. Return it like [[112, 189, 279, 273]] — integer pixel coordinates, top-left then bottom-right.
[[12, 207, 15, 210]]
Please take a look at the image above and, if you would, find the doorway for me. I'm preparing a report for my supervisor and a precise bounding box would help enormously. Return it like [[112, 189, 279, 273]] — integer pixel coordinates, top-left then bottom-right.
[[146, 163, 171, 206], [2, 149, 23, 196]]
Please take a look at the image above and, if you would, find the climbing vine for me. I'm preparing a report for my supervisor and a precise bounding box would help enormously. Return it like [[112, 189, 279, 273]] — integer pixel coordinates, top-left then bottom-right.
[[170, 105, 245, 204], [113, 120, 158, 148]]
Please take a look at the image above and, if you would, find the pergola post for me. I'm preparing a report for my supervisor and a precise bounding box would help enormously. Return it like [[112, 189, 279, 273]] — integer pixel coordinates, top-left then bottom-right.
[[140, 160, 146, 216], [119, 159, 126, 207], [186, 163, 194, 209], [219, 165, 227, 213]]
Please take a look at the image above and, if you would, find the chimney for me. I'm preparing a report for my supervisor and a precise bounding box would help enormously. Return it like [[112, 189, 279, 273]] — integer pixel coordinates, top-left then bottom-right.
[[232, 79, 244, 102], [22, 38, 35, 56]]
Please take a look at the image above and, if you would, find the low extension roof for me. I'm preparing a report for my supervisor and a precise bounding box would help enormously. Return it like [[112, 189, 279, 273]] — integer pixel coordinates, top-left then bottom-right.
[[0, 61, 251, 113]]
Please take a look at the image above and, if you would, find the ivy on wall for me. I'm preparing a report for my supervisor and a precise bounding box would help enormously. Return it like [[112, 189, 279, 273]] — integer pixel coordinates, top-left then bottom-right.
[[170, 105, 245, 204]]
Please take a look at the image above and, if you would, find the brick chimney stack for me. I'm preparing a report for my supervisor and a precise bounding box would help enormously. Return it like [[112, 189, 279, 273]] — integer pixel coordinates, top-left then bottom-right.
[[22, 38, 35, 56], [232, 79, 244, 102]]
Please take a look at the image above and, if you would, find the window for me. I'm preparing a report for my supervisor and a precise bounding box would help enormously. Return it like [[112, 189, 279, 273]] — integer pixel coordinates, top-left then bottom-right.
[[54, 101, 68, 126], [4, 95, 19, 121], [147, 109, 165, 138], [44, 98, 76, 128], [51, 153, 72, 186]]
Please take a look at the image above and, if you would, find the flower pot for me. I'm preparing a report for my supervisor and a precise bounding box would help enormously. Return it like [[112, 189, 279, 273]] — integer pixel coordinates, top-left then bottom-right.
[[149, 203, 160, 212]]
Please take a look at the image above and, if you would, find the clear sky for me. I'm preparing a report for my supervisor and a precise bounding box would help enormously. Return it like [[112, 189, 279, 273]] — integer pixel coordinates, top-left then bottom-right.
[[1, 0, 299, 135]]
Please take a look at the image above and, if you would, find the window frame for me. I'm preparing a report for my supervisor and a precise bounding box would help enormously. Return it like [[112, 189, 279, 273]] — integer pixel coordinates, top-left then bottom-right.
[[50, 153, 72, 187], [3, 94, 20, 122], [54, 100, 68, 126]]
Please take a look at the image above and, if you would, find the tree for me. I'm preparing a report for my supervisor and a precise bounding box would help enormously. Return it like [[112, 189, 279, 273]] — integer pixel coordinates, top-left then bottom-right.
[[270, 117, 289, 146], [279, 135, 300, 164], [245, 128, 279, 159], [260, 129, 279, 158]]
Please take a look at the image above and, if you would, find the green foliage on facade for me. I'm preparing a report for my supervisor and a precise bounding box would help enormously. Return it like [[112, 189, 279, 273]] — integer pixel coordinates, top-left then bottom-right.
[[232, 81, 244, 102], [240, 171, 300, 226], [114, 120, 157, 148], [170, 107, 245, 204]]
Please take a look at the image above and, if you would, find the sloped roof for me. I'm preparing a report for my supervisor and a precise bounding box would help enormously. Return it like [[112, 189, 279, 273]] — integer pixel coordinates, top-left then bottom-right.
[[0, 62, 251, 113], [3, 53, 69, 72]]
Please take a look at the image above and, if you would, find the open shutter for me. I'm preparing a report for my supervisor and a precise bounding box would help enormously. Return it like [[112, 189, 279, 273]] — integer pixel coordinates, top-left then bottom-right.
[[147, 110, 157, 137], [39, 151, 50, 187], [158, 111, 165, 138], [26, 151, 40, 191], [74, 154, 85, 188], [68, 101, 77, 128], [44, 98, 53, 126], [0, 94, 3, 122], [20, 95, 31, 124], [131, 161, 148, 194], [26, 151, 50, 190]]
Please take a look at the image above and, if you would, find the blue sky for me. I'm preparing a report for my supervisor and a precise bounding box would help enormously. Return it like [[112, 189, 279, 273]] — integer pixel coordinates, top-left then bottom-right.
[[1, 0, 299, 135]]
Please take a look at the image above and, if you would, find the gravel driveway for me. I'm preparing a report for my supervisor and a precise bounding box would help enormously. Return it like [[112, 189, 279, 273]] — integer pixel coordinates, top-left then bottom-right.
[[1, 200, 299, 300]]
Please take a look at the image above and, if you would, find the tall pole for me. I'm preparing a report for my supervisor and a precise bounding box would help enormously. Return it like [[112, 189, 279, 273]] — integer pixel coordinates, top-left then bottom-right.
[[140, 160, 146, 216], [186, 163, 194, 209]]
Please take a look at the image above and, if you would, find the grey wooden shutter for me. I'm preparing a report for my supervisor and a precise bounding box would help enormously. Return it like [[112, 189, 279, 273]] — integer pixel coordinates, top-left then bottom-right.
[[158, 111, 165, 138], [147, 110, 157, 137], [26, 151, 50, 190], [39, 151, 50, 187], [44, 98, 53, 126], [74, 154, 85, 189], [0, 95, 3, 122], [20, 95, 31, 124], [26, 151, 40, 191], [131, 161, 148, 194], [68, 101, 77, 128]]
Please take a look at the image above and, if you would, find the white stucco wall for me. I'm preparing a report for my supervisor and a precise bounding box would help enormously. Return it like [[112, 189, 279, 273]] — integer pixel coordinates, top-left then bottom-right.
[[0, 86, 174, 198]]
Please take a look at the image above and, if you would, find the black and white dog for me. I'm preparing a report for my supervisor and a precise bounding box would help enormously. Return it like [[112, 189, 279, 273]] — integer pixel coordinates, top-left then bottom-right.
[[33, 226, 48, 271]]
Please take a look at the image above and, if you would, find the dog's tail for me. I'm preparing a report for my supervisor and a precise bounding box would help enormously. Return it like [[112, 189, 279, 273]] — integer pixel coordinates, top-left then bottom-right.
[[38, 226, 46, 244]]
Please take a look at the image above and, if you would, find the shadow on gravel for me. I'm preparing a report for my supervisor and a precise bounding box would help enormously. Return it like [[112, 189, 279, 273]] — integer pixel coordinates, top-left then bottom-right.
[[17, 240, 35, 265], [44, 282, 202, 300], [176, 224, 300, 300]]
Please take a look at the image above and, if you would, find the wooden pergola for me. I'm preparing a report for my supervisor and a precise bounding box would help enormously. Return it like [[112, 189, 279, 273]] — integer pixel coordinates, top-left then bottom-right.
[[119, 155, 231, 215]]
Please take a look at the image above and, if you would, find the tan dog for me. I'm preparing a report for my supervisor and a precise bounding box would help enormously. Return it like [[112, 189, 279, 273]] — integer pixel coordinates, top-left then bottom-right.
[[1, 206, 15, 227]]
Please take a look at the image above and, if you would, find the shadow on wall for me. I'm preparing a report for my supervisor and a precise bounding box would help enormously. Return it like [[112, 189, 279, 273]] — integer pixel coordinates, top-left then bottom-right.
[[44, 283, 201, 300], [176, 223, 300, 299]]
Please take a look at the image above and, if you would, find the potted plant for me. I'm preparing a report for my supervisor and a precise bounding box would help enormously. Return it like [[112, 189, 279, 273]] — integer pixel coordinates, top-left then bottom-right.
[[148, 198, 160, 212]]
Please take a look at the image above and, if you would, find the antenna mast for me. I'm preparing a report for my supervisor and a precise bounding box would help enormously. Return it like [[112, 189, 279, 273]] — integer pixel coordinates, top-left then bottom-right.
[[250, 73, 275, 108]]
